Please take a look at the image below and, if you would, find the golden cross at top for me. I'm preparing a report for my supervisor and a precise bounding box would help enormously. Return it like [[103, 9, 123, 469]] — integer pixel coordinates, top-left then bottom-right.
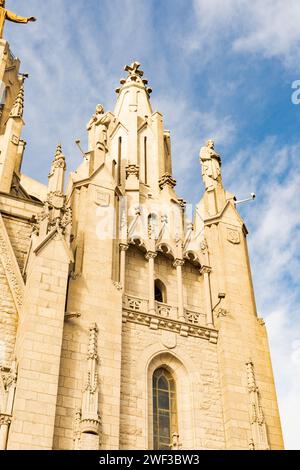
[[124, 61, 144, 78], [0, 1, 36, 39]]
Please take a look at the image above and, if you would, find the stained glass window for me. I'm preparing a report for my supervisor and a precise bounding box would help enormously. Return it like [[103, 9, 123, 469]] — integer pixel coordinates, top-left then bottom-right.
[[152, 368, 177, 450]]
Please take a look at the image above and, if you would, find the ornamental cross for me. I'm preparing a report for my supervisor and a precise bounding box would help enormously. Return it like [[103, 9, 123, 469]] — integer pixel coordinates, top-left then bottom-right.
[[124, 61, 144, 77], [0, 1, 36, 39]]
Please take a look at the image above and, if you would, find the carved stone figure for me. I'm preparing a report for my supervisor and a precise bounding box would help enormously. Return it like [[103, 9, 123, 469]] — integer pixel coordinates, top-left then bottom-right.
[[0, 1, 36, 39], [199, 139, 222, 190], [86, 104, 105, 131], [87, 104, 111, 161]]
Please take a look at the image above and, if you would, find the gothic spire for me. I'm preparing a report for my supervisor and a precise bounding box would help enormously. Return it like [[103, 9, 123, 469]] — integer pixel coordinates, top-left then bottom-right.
[[114, 61, 153, 121]]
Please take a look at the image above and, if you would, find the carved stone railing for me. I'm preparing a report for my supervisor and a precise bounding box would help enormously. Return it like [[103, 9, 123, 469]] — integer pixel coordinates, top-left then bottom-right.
[[122, 294, 218, 343], [155, 301, 177, 319], [184, 309, 206, 326], [123, 294, 148, 313]]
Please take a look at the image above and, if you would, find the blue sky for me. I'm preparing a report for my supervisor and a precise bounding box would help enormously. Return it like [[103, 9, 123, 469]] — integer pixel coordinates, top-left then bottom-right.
[[5, 0, 300, 449]]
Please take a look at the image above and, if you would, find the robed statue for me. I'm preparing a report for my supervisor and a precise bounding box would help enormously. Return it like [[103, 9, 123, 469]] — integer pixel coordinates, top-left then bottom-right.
[[199, 139, 222, 190], [0, 1, 36, 39]]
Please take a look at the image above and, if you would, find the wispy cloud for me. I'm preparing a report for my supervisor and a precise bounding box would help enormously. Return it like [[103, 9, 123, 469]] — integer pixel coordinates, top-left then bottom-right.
[[223, 137, 300, 449], [189, 0, 300, 68]]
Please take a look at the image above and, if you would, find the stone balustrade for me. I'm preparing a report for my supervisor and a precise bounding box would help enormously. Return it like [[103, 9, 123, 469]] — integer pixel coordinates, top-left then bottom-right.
[[123, 294, 205, 325]]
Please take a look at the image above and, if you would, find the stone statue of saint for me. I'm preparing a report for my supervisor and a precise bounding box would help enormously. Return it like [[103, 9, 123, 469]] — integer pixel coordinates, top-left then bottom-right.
[[199, 139, 222, 189], [0, 1, 36, 39], [87, 104, 111, 159], [86, 104, 105, 131]]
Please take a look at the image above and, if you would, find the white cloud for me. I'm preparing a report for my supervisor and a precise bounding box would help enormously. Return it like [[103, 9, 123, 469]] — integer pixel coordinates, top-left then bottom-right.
[[190, 0, 300, 68], [224, 137, 300, 448]]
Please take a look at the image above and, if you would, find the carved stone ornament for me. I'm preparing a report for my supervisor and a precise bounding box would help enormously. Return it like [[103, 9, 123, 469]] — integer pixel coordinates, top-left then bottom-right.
[[200, 265, 212, 275], [158, 173, 177, 190], [122, 307, 218, 344], [199, 139, 222, 190], [215, 308, 228, 318], [9, 85, 24, 119], [74, 324, 101, 450], [119, 243, 129, 252], [161, 331, 177, 350], [246, 359, 270, 450], [173, 259, 185, 268], [170, 432, 182, 450], [95, 191, 110, 207], [113, 281, 123, 291], [145, 251, 157, 261], [200, 238, 208, 253], [0, 361, 18, 450], [125, 164, 139, 179], [227, 228, 240, 244], [0, 215, 24, 310], [11, 134, 19, 145]]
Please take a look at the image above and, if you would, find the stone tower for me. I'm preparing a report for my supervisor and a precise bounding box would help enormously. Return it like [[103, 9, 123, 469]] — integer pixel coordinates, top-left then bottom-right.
[[0, 47, 284, 450]]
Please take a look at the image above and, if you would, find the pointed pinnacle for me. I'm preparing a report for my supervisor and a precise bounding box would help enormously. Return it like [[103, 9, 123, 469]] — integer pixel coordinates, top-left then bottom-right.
[[9, 85, 24, 118], [55, 144, 63, 159]]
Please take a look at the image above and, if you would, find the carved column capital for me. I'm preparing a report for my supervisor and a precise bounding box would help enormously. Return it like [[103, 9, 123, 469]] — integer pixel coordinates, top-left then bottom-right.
[[125, 164, 139, 179], [119, 243, 129, 252], [0, 414, 11, 426], [173, 258, 185, 268], [200, 265, 212, 275], [145, 251, 157, 260]]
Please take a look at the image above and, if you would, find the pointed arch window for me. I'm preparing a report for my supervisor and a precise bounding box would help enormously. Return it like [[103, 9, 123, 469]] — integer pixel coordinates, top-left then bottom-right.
[[152, 367, 177, 450], [155, 279, 166, 303]]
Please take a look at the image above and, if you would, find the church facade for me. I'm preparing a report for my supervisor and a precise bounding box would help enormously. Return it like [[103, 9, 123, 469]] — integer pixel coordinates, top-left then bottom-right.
[[0, 37, 284, 450]]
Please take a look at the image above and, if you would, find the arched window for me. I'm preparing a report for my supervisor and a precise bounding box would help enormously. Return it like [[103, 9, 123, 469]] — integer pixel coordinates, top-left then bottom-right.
[[152, 367, 177, 450], [155, 279, 166, 303]]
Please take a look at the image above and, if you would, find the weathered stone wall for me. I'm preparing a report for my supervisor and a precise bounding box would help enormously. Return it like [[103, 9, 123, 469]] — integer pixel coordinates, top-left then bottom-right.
[[119, 320, 225, 450], [2, 216, 32, 272]]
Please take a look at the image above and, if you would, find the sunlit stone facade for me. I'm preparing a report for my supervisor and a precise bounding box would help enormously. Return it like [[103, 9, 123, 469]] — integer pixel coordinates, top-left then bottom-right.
[[0, 41, 284, 450]]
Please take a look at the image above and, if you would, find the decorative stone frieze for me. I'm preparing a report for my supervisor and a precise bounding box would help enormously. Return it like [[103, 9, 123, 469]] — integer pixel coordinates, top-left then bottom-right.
[[122, 308, 218, 343]]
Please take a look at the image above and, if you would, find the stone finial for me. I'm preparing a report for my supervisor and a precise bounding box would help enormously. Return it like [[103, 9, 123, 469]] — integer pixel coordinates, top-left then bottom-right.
[[50, 144, 66, 172], [9, 85, 24, 118], [54, 144, 64, 161], [124, 61, 144, 78], [116, 61, 152, 95], [158, 173, 177, 190]]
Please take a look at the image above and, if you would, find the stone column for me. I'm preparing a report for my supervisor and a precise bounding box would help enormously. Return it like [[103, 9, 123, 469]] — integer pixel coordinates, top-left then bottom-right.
[[0, 415, 11, 450], [173, 259, 185, 321], [119, 243, 129, 289], [200, 265, 214, 327], [145, 251, 157, 314]]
